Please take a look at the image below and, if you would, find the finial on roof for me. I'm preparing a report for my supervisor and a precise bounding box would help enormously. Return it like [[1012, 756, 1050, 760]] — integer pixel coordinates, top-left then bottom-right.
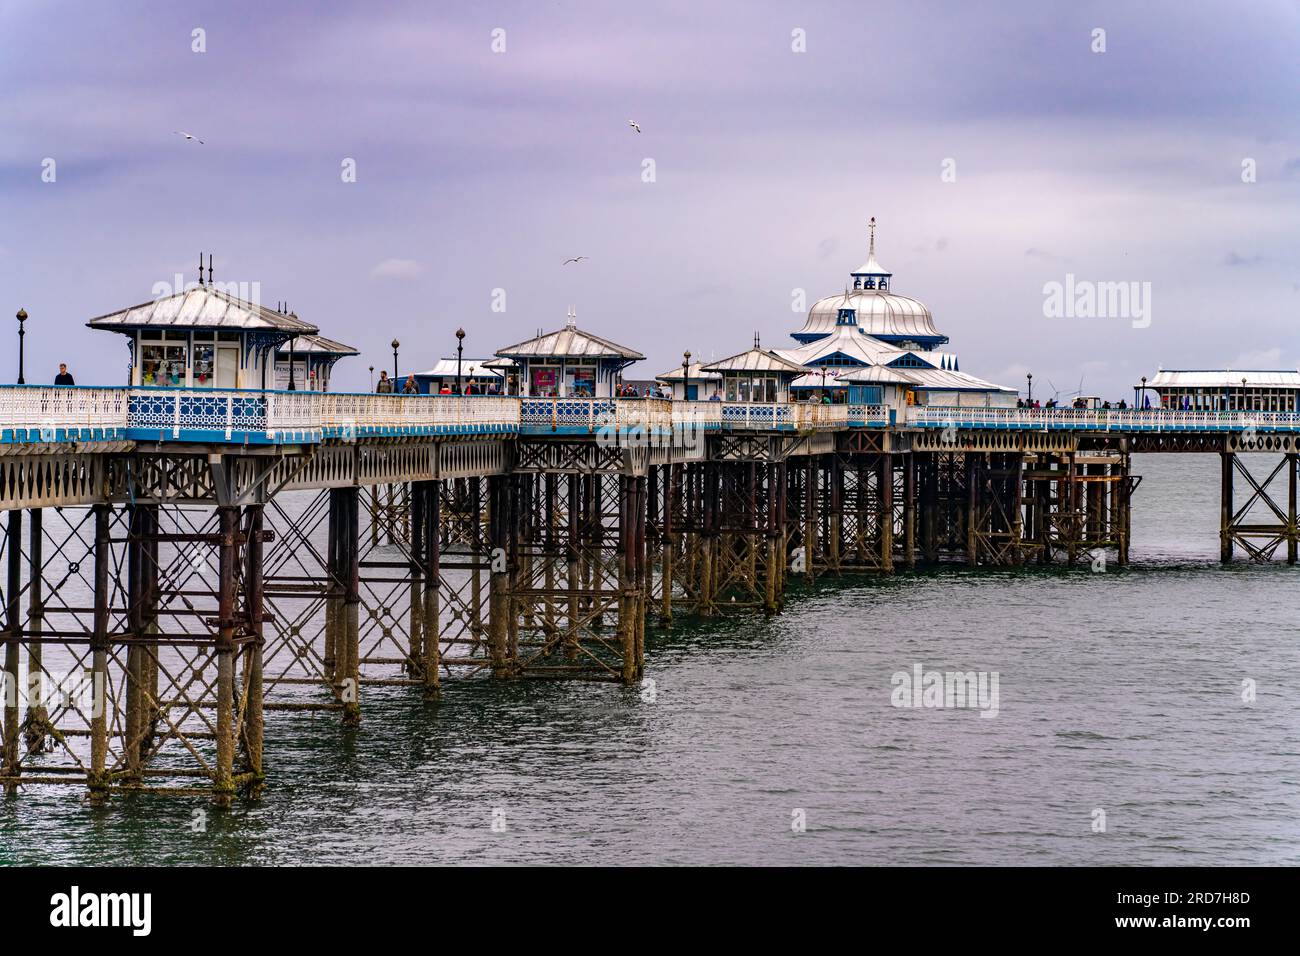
[[207, 254, 214, 286], [566, 306, 577, 329], [754, 331, 761, 348], [198, 252, 204, 286], [852, 216, 891, 280]]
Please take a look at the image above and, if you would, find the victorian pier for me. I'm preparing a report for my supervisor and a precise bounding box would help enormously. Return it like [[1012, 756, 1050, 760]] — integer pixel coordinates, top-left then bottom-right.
[[2, 237, 1297, 804]]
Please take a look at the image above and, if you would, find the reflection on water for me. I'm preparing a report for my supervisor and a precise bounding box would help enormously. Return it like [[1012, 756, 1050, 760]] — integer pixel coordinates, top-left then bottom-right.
[[2, 454, 1297, 865]]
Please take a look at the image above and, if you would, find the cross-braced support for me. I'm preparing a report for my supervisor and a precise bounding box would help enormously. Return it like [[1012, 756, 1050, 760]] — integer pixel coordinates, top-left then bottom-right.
[[507, 468, 646, 681], [0, 495, 267, 804], [1220, 450, 1299, 563]]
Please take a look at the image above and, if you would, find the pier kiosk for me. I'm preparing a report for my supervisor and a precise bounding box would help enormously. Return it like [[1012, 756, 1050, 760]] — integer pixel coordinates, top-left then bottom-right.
[[274, 334, 359, 391], [494, 310, 643, 397], [655, 361, 723, 401], [701, 341, 806, 403], [88, 280, 318, 389]]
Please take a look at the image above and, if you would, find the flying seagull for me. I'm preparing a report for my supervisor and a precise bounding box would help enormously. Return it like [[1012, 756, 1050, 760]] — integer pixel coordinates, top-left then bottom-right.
[[628, 120, 641, 133], [562, 256, 588, 265], [173, 130, 205, 144]]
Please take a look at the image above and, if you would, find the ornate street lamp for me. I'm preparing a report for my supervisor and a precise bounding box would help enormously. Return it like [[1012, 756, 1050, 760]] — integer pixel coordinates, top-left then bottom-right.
[[287, 336, 297, 391], [455, 327, 465, 395], [1026, 372, 1032, 405], [391, 339, 400, 381], [1139, 375, 1147, 409], [16, 308, 28, 384], [369, 365, 375, 390]]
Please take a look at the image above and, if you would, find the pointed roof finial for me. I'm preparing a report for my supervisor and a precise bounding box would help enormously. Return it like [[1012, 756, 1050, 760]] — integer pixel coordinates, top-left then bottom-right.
[[852, 216, 891, 278], [566, 306, 577, 329], [198, 252, 204, 286], [754, 331, 761, 348], [207, 253, 214, 286]]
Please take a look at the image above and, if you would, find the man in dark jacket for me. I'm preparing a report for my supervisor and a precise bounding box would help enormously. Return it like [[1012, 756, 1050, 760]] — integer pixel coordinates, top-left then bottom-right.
[[55, 363, 75, 385]]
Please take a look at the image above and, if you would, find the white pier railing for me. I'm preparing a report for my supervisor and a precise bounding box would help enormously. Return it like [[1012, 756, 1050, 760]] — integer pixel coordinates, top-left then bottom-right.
[[795, 402, 848, 430], [614, 397, 674, 433], [906, 406, 1300, 432], [672, 401, 724, 431], [0, 386, 130, 435], [316, 393, 520, 438]]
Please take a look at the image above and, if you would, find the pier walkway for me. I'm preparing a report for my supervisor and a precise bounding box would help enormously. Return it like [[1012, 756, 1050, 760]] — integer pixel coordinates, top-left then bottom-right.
[[1, 384, 1295, 447]]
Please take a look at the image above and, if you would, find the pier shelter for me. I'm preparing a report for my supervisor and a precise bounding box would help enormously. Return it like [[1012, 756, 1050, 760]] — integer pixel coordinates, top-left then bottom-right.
[[1146, 370, 1300, 412], [412, 359, 506, 395]]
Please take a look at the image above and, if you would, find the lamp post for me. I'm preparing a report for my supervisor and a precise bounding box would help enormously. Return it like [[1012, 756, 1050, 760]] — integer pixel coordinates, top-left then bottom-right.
[[1026, 372, 1032, 405], [369, 365, 374, 390], [15, 308, 27, 384], [682, 350, 690, 401], [1139, 375, 1147, 409], [287, 336, 297, 391], [455, 327, 465, 395], [1242, 376, 1248, 413], [391, 339, 400, 382]]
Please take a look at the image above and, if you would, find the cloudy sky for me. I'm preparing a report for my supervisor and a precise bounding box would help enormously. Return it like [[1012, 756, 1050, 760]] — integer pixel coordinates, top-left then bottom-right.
[[2, 0, 1298, 397]]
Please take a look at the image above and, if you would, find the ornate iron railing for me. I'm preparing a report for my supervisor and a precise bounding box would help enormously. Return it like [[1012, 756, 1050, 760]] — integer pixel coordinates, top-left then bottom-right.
[[519, 396, 616, 432]]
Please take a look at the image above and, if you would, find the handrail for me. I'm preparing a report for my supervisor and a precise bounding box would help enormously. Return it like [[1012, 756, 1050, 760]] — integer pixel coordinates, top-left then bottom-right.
[[906, 406, 1300, 430], [5, 385, 1300, 444], [0, 386, 131, 432]]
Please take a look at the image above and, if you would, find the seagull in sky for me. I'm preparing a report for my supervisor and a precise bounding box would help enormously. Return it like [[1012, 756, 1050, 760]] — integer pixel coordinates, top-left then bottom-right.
[[173, 130, 205, 144], [628, 120, 641, 133], [562, 256, 588, 265]]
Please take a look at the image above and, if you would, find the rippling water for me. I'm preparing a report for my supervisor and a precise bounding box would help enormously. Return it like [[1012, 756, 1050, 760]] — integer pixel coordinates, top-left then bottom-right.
[[3, 454, 1297, 865]]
